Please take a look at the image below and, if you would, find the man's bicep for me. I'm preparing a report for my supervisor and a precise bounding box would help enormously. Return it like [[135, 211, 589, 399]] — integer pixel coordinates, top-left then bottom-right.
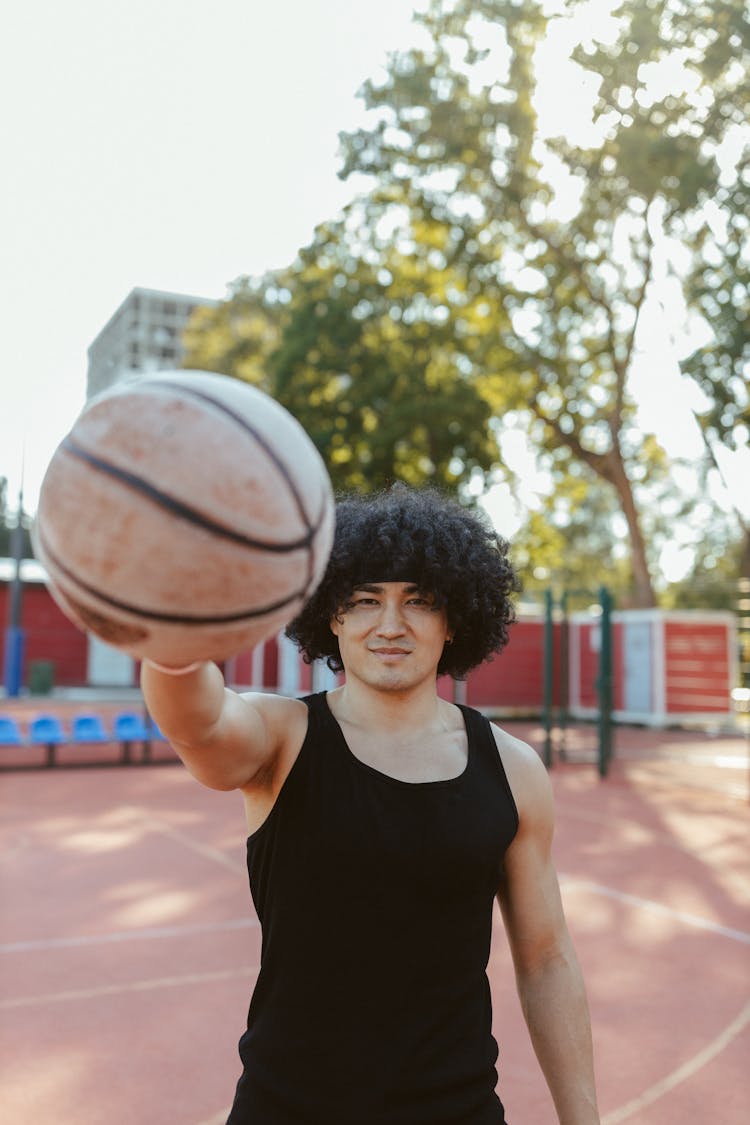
[[498, 850, 568, 970], [172, 690, 290, 792], [496, 745, 568, 971]]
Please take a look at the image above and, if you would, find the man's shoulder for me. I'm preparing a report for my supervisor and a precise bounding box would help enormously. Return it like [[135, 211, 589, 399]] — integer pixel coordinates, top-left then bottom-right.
[[238, 689, 312, 717], [487, 720, 553, 824], [487, 720, 542, 769], [237, 690, 312, 754], [236, 691, 312, 797]]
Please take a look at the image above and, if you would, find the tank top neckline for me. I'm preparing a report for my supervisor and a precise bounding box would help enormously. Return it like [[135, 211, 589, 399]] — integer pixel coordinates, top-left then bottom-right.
[[319, 690, 474, 790]]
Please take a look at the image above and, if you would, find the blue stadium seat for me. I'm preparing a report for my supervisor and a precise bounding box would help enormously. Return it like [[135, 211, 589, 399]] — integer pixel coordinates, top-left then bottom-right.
[[0, 716, 24, 747], [112, 712, 151, 741], [29, 715, 68, 767], [112, 712, 152, 763], [71, 714, 110, 743]]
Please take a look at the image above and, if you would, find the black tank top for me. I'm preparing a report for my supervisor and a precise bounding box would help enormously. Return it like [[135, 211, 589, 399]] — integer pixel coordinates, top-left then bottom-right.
[[227, 692, 519, 1125]]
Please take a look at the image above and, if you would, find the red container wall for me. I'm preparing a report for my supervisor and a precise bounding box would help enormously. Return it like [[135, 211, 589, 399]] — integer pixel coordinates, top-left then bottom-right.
[[465, 620, 547, 710], [5, 581, 732, 721], [577, 623, 599, 709], [574, 622, 625, 712], [297, 653, 314, 694], [263, 641, 279, 689], [0, 582, 88, 687], [664, 621, 732, 714], [230, 650, 256, 686]]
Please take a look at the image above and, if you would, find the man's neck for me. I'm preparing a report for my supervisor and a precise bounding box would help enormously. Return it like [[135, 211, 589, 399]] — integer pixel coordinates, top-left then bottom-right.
[[328, 679, 448, 736]]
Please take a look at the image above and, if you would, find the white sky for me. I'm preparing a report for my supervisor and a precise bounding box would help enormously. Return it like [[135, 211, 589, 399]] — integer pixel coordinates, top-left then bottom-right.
[[1, 0, 421, 510], [1, 0, 745, 577]]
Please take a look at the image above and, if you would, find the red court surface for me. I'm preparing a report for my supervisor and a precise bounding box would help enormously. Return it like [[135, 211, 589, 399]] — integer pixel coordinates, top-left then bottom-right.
[[1, 710, 748, 1124]]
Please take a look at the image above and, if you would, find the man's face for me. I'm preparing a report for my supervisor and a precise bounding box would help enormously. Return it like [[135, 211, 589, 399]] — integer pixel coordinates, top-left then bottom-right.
[[329, 581, 452, 693]]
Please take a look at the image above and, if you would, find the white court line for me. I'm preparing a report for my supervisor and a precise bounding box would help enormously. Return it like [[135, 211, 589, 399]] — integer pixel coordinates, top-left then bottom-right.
[[0, 916, 258, 954], [561, 876, 750, 945], [558, 805, 748, 859], [1, 807, 252, 955], [601, 1001, 750, 1124], [1, 964, 259, 1009], [683, 754, 749, 769], [127, 807, 248, 875]]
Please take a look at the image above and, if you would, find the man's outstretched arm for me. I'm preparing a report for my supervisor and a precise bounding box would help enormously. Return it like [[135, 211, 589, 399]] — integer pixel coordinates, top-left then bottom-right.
[[141, 660, 300, 793]]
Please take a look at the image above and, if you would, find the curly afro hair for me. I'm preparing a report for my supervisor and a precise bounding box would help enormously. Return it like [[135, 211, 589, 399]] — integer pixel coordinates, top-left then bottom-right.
[[285, 484, 521, 680]]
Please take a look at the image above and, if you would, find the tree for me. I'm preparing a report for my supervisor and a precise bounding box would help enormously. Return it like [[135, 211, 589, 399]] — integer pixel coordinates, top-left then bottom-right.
[[509, 431, 687, 602], [681, 123, 749, 574], [184, 213, 501, 494], [0, 475, 8, 555], [509, 476, 634, 602], [184, 275, 282, 391], [186, 0, 747, 601], [574, 0, 750, 578], [0, 476, 33, 559], [663, 521, 746, 611], [333, 0, 745, 605]]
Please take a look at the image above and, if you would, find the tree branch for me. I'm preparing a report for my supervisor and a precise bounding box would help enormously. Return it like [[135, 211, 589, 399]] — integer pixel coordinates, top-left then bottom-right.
[[694, 413, 750, 536], [610, 208, 655, 439], [528, 399, 614, 483]]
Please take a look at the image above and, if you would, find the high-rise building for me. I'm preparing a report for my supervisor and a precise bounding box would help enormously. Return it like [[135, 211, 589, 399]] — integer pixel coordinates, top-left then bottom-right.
[[86, 286, 217, 400]]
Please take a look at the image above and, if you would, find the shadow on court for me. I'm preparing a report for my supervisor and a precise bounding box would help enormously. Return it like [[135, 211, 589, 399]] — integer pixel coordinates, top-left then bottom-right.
[[0, 711, 748, 1124]]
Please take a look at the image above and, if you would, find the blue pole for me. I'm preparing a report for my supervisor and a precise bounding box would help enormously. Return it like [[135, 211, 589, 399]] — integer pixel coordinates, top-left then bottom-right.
[[3, 483, 26, 697], [3, 625, 25, 696]]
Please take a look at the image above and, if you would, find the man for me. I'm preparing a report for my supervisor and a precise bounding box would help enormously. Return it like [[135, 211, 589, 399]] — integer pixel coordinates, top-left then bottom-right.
[[141, 485, 600, 1124]]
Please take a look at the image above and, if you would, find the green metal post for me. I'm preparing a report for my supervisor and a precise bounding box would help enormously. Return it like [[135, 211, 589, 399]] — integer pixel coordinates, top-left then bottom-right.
[[597, 586, 613, 778], [543, 589, 554, 769], [559, 591, 569, 761]]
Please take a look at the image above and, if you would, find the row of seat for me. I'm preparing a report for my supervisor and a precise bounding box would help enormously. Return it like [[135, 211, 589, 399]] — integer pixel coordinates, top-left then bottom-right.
[[0, 711, 169, 766]]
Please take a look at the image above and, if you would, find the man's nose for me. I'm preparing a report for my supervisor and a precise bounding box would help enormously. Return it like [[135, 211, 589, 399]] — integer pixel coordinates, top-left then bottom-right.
[[375, 602, 407, 636]]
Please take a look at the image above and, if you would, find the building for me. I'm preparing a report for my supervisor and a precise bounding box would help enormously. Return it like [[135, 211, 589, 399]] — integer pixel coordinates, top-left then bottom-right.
[[86, 286, 217, 400], [81, 285, 218, 683]]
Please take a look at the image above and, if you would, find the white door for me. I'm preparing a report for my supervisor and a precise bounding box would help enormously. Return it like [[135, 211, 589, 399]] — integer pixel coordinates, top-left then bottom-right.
[[87, 636, 135, 686], [623, 620, 652, 714]]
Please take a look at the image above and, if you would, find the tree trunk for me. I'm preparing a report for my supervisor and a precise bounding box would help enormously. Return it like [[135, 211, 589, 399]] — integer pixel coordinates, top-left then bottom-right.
[[536, 408, 658, 607], [740, 524, 750, 582], [607, 454, 656, 607]]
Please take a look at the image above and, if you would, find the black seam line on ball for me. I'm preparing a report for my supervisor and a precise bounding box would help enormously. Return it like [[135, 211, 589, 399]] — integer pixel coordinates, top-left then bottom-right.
[[61, 436, 317, 553], [40, 531, 308, 625], [304, 485, 330, 592], [145, 380, 314, 533]]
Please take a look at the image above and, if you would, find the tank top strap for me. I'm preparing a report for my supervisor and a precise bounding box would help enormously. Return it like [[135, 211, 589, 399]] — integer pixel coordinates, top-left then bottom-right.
[[301, 690, 329, 720], [458, 704, 519, 826], [456, 702, 497, 762], [296, 691, 331, 763]]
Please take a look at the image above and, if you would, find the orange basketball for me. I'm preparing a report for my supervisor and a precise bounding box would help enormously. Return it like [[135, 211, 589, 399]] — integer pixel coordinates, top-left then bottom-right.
[[32, 370, 335, 664]]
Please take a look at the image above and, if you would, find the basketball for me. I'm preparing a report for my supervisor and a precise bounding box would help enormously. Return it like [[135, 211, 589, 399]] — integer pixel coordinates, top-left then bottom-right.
[[32, 370, 335, 665]]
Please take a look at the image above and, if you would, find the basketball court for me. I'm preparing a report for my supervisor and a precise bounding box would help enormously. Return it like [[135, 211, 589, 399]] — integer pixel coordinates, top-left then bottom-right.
[[1, 712, 748, 1124]]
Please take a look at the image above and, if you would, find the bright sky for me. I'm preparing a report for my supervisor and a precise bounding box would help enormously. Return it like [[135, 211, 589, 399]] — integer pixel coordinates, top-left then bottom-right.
[[2, 0, 421, 511], [2, 0, 745, 579]]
